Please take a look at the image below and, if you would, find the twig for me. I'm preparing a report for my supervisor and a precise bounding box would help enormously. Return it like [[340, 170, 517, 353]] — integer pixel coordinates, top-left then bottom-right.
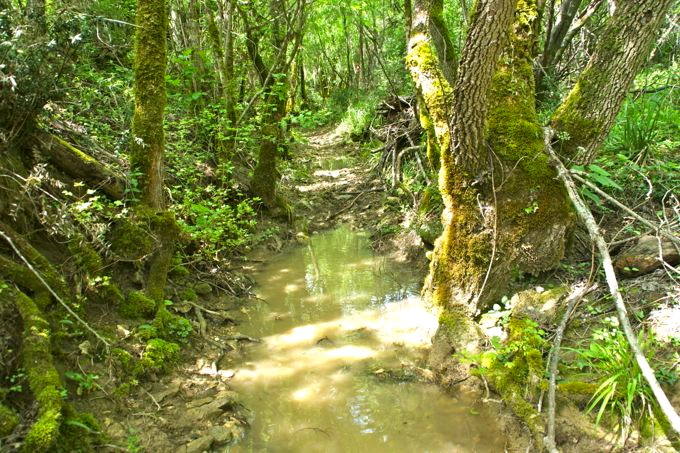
[[143, 388, 162, 411], [544, 282, 597, 452], [546, 127, 680, 437], [0, 228, 111, 349], [571, 173, 680, 248]]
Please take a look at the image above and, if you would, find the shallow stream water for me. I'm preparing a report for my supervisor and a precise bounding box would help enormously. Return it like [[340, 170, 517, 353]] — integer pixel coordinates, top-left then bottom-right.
[[228, 225, 506, 452]]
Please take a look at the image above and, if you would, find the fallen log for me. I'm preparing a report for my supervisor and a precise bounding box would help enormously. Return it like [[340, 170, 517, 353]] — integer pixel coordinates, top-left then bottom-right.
[[36, 133, 126, 200]]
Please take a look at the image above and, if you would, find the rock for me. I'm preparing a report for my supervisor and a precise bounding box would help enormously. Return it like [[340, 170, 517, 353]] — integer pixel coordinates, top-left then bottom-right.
[[210, 425, 234, 444], [647, 306, 680, 343], [184, 435, 213, 453], [194, 282, 213, 295], [510, 286, 567, 325], [150, 379, 182, 403], [614, 235, 679, 277], [184, 391, 238, 421]]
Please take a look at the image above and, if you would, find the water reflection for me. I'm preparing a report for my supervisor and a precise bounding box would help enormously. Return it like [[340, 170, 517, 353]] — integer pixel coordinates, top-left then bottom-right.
[[227, 225, 506, 452]]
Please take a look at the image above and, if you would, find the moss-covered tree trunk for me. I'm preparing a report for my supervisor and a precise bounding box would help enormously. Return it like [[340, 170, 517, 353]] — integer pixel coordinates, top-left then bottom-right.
[[206, 2, 237, 163], [550, 0, 674, 164], [408, 1, 575, 397], [244, 0, 305, 214], [130, 0, 177, 303]]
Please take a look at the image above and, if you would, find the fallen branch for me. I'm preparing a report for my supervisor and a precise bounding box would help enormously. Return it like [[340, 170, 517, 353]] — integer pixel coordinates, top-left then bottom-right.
[[571, 172, 680, 248], [0, 228, 111, 348], [546, 127, 680, 437], [37, 133, 126, 200], [544, 282, 597, 453]]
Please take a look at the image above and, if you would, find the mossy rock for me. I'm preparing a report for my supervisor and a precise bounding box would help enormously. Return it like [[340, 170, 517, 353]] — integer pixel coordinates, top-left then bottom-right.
[[119, 291, 156, 319], [509, 286, 567, 325], [134, 339, 180, 377], [178, 287, 198, 302], [0, 402, 18, 436]]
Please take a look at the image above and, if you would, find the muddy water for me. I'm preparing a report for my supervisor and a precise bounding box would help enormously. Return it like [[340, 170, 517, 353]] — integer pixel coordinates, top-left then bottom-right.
[[228, 226, 506, 452]]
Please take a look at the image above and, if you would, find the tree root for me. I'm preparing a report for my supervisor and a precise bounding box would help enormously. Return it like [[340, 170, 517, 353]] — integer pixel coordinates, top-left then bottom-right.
[[8, 284, 65, 452]]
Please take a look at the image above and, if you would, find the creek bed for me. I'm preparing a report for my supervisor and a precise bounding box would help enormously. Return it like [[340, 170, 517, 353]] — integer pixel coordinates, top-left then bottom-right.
[[228, 225, 506, 452]]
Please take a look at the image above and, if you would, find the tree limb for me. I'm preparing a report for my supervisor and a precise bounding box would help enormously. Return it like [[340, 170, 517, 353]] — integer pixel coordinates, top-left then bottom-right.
[[544, 282, 597, 452], [545, 127, 680, 437]]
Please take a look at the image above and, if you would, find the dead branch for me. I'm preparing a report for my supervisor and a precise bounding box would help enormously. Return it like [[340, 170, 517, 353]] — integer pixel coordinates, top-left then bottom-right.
[[544, 282, 597, 453], [0, 228, 111, 348], [571, 172, 680, 248], [546, 127, 680, 437]]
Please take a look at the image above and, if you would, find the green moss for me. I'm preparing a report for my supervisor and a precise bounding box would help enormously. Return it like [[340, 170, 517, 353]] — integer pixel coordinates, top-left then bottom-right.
[[13, 289, 65, 452], [67, 237, 103, 275], [119, 290, 156, 319], [53, 410, 101, 453], [178, 288, 197, 302], [111, 348, 134, 373], [134, 339, 180, 377], [170, 264, 190, 278], [0, 402, 18, 436], [152, 307, 192, 343], [558, 381, 600, 396], [108, 220, 154, 261], [475, 315, 547, 448], [145, 210, 179, 302]]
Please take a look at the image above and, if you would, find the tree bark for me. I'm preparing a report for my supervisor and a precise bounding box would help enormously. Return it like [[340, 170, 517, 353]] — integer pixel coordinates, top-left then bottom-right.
[[37, 133, 125, 200], [131, 0, 177, 303], [550, 0, 674, 164], [131, 0, 168, 210]]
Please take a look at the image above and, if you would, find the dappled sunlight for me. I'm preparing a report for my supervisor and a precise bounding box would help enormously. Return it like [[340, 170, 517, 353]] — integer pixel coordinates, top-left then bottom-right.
[[228, 226, 505, 452]]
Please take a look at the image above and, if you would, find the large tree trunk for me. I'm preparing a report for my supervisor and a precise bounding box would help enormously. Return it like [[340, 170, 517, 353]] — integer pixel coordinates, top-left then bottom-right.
[[550, 0, 674, 164], [408, 0, 574, 394]]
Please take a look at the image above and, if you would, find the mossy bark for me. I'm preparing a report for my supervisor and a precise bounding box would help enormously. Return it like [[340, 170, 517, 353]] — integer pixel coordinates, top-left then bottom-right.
[[550, 0, 674, 164], [130, 0, 177, 304], [10, 286, 65, 452], [130, 0, 168, 210]]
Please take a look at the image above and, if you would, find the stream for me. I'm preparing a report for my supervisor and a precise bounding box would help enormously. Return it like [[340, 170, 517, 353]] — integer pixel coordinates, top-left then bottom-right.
[[227, 225, 506, 452]]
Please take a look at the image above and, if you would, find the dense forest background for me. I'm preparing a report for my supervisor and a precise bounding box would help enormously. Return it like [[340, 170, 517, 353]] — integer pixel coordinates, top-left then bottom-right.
[[0, 0, 678, 451]]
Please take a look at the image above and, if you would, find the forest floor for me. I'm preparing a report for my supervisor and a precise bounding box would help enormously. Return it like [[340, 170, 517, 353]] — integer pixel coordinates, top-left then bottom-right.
[[67, 128, 425, 452]]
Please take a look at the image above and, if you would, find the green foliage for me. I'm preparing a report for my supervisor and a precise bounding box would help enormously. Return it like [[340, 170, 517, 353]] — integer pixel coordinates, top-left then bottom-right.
[[151, 307, 192, 344], [133, 339, 180, 376], [0, 5, 83, 139], [174, 186, 258, 260], [565, 325, 660, 440], [63, 371, 99, 396]]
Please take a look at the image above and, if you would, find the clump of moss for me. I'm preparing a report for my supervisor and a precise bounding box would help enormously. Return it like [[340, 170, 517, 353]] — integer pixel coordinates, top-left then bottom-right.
[[53, 410, 101, 453], [178, 288, 197, 302], [119, 290, 156, 319], [111, 348, 134, 373], [133, 339, 180, 377], [108, 220, 154, 261], [152, 307, 192, 343], [0, 402, 18, 436], [13, 289, 65, 452], [470, 315, 547, 448]]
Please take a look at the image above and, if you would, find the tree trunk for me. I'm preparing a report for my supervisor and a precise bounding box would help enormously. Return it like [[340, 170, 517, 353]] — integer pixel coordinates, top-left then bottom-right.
[[409, 1, 575, 396], [131, 0, 177, 303], [550, 0, 674, 164]]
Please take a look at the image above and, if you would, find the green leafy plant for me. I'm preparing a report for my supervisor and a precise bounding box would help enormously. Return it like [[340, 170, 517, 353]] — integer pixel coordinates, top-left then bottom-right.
[[64, 371, 100, 396], [566, 327, 659, 441]]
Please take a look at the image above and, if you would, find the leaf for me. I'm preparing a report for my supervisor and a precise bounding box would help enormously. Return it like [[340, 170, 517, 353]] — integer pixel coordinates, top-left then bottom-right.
[[588, 172, 623, 190], [581, 187, 601, 204]]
